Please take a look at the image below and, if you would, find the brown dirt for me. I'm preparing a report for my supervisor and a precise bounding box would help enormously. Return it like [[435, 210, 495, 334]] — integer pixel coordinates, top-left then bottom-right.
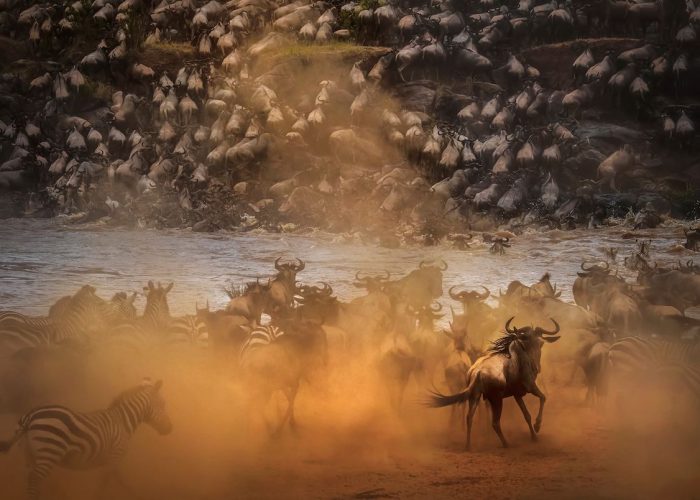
[[1, 371, 698, 500]]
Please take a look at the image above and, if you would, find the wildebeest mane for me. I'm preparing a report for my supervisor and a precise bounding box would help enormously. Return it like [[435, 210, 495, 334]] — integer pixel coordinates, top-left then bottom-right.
[[488, 331, 519, 355]]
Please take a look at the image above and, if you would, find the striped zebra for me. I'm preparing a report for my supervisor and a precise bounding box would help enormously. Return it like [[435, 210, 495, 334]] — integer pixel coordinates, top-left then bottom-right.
[[0, 378, 172, 500], [0, 312, 51, 327], [139, 281, 173, 331], [166, 315, 209, 348], [98, 282, 173, 352], [240, 322, 326, 434], [0, 286, 108, 354], [608, 336, 700, 401], [240, 324, 285, 361]]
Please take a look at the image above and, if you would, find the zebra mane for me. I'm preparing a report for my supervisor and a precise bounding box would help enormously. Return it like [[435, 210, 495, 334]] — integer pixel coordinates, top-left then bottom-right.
[[488, 331, 520, 355], [108, 384, 150, 409], [223, 282, 244, 298]]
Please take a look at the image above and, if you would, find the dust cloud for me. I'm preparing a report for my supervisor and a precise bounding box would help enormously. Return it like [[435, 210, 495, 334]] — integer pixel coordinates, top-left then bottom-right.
[[1, 302, 700, 500]]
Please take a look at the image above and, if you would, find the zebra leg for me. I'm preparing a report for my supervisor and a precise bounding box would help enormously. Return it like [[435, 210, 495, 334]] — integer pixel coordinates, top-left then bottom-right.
[[103, 467, 142, 500], [28, 461, 55, 500], [514, 395, 537, 442], [282, 381, 299, 433]]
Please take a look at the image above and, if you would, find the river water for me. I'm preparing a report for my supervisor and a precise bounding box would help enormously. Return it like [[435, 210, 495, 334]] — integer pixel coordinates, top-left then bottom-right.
[[0, 218, 689, 315]]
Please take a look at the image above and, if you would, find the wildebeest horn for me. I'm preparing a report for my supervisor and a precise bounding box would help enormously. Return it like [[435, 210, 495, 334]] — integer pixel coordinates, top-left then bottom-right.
[[379, 270, 391, 280], [438, 259, 448, 271], [294, 258, 305, 272], [538, 318, 560, 335], [505, 316, 517, 333], [320, 282, 333, 295], [478, 286, 490, 300], [419, 260, 427, 269], [274, 257, 283, 270], [430, 302, 442, 312], [449, 286, 461, 301], [355, 271, 368, 282]]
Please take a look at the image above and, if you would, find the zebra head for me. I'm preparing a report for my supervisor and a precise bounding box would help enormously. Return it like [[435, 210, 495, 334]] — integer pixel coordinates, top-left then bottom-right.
[[142, 379, 172, 435], [143, 281, 173, 327], [109, 292, 138, 322]]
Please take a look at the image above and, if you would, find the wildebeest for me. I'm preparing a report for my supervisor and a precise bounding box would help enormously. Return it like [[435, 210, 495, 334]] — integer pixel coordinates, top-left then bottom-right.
[[225, 279, 270, 325], [267, 257, 305, 313], [429, 317, 560, 449], [384, 260, 447, 308]]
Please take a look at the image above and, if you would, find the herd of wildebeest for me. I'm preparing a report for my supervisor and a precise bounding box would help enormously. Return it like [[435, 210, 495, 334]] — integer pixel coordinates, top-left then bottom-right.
[[1, 248, 700, 498], [0, 0, 698, 238]]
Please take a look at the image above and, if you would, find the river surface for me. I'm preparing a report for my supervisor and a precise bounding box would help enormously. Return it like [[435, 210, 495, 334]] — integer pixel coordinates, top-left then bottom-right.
[[0, 218, 690, 315]]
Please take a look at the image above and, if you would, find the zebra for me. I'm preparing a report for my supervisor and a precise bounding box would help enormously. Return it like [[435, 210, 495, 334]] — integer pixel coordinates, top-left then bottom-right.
[[0, 378, 172, 500], [0, 286, 108, 355], [240, 322, 326, 434], [608, 336, 700, 402], [97, 282, 174, 355], [140, 281, 173, 331], [240, 324, 285, 361], [166, 315, 209, 348]]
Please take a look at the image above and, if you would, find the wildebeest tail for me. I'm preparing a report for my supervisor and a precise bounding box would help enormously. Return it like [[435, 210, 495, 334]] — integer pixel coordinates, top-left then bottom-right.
[[426, 389, 470, 408]]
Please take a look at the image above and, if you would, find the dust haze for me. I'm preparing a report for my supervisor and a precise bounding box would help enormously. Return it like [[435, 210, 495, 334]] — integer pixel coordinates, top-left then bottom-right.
[[1, 270, 700, 500]]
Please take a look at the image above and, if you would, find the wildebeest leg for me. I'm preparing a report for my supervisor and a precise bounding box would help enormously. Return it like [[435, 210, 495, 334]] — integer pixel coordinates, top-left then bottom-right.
[[531, 384, 547, 433], [514, 395, 537, 441], [465, 396, 479, 450], [489, 397, 508, 448], [285, 380, 299, 431]]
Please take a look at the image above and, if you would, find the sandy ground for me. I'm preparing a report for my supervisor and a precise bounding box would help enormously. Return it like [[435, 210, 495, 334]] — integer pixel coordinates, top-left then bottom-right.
[[1, 339, 699, 500], [2, 382, 698, 500]]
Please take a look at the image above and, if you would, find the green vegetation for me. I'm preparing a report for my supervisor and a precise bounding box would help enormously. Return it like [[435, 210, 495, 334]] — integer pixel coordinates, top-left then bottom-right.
[[672, 189, 700, 219], [273, 41, 376, 60], [83, 78, 113, 103], [140, 41, 196, 72], [338, 0, 380, 36]]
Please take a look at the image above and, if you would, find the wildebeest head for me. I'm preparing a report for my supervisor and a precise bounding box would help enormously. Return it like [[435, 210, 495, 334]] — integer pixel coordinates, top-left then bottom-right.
[[274, 257, 305, 283], [443, 319, 469, 352], [493, 317, 560, 371], [577, 260, 610, 278], [407, 301, 443, 330], [353, 270, 391, 293], [417, 259, 448, 298], [449, 285, 490, 305], [295, 281, 338, 325]]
